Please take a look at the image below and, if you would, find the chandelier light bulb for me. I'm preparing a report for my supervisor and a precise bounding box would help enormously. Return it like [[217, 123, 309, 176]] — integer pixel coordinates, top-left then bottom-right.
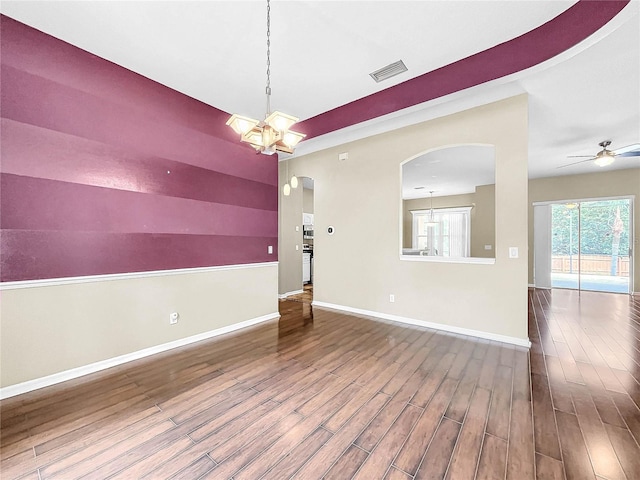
[[236, 119, 251, 134], [283, 183, 291, 196], [226, 114, 259, 135], [282, 130, 305, 148], [290, 175, 298, 188], [274, 117, 287, 131]]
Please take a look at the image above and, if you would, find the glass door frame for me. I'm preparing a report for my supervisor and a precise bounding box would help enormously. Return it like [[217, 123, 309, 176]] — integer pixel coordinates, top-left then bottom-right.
[[535, 195, 634, 295]]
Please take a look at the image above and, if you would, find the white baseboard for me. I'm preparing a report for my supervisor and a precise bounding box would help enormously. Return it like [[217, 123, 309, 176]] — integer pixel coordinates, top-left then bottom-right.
[[278, 289, 304, 299], [0, 311, 280, 400], [312, 301, 531, 348]]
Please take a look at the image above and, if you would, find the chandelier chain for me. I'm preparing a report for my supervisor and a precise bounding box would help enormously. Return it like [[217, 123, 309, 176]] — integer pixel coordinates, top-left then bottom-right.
[[265, 0, 271, 115]]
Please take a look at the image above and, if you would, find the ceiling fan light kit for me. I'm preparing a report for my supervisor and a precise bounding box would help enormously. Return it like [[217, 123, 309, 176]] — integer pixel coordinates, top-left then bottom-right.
[[593, 140, 615, 167], [593, 151, 616, 167], [226, 0, 305, 156]]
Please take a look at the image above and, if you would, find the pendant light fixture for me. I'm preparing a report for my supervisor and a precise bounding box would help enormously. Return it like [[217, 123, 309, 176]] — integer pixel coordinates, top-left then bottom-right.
[[226, 0, 305, 155], [426, 191, 438, 227], [283, 161, 294, 196], [283, 168, 298, 195]]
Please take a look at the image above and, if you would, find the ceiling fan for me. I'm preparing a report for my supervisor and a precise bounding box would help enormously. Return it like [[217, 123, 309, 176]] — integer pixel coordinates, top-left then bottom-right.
[[559, 140, 640, 169]]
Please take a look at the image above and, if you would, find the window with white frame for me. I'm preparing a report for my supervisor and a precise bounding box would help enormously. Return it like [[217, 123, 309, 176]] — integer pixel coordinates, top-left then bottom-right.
[[411, 207, 472, 257]]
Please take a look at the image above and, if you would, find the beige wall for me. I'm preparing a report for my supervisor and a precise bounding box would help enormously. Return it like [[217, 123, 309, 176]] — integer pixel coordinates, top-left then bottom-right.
[[303, 186, 314, 214], [528, 168, 640, 291], [0, 265, 278, 388], [278, 164, 304, 295], [303, 185, 315, 247], [282, 95, 529, 342], [403, 184, 496, 257]]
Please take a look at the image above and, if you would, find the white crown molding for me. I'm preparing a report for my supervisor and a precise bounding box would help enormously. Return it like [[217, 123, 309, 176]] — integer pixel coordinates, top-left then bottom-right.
[[0, 261, 279, 290], [312, 301, 531, 349], [0, 311, 280, 400]]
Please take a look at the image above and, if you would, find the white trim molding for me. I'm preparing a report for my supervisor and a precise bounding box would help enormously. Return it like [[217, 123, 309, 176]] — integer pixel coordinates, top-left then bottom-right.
[[0, 311, 280, 400], [532, 194, 635, 207], [312, 301, 531, 348], [278, 289, 304, 299], [400, 255, 495, 265], [0, 262, 279, 290]]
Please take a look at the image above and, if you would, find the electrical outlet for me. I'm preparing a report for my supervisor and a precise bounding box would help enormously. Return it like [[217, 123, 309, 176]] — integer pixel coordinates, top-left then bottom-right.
[[389, 294, 395, 303], [169, 312, 179, 325], [268, 245, 273, 254]]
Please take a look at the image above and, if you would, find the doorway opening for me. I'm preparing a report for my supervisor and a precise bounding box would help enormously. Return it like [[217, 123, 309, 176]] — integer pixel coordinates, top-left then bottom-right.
[[301, 177, 314, 303], [547, 198, 632, 294]]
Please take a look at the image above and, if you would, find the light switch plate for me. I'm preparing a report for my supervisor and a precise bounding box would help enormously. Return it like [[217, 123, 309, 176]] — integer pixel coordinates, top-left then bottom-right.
[[509, 247, 519, 258], [268, 245, 273, 254]]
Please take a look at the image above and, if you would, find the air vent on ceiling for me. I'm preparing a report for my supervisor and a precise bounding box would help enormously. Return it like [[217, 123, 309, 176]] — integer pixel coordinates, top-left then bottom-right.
[[369, 60, 408, 83]]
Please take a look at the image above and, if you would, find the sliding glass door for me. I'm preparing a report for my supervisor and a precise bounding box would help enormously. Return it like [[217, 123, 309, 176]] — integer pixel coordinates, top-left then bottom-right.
[[551, 203, 581, 289], [550, 198, 632, 293]]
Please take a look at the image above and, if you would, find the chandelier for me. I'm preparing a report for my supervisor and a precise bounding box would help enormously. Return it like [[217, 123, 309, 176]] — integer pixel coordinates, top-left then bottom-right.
[[226, 0, 305, 155], [426, 191, 438, 227]]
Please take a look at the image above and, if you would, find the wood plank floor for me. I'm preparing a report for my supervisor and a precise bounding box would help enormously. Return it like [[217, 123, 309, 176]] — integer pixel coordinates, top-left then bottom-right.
[[1, 288, 639, 479]]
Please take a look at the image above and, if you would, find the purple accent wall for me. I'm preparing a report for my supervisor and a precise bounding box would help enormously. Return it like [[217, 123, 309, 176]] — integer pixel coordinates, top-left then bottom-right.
[[2, 230, 274, 281], [0, 1, 626, 281], [0, 16, 278, 282], [296, 0, 629, 139]]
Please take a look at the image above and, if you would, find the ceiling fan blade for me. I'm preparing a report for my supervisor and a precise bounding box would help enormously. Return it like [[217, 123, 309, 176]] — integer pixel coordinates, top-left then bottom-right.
[[557, 158, 595, 169], [566, 155, 596, 158], [613, 143, 640, 155], [615, 150, 640, 158]]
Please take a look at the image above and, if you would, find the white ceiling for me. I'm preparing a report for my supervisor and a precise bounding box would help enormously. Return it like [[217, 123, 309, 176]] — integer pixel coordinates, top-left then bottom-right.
[[2, 0, 639, 186], [403, 145, 495, 199]]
